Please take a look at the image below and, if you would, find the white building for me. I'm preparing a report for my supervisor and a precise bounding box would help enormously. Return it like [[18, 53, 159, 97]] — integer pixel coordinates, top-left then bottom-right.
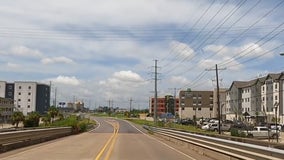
[[14, 82, 37, 115], [0, 81, 50, 116], [226, 72, 284, 125], [0, 81, 6, 98]]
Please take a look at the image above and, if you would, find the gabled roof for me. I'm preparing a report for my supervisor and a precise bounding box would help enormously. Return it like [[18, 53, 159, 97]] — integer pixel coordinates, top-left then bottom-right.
[[266, 73, 282, 81], [228, 72, 284, 91]]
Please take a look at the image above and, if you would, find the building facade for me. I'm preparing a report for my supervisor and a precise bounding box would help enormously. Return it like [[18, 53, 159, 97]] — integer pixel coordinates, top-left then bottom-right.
[[149, 96, 179, 116], [0, 81, 50, 116], [0, 97, 14, 123], [179, 90, 214, 120], [226, 72, 284, 125]]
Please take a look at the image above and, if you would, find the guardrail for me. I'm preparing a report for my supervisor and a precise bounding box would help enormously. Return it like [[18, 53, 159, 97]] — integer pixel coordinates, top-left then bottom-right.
[[0, 127, 72, 152], [148, 126, 284, 160]]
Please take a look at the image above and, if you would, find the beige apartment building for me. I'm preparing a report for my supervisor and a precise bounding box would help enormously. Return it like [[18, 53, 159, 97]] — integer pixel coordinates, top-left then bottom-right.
[[179, 89, 214, 120]]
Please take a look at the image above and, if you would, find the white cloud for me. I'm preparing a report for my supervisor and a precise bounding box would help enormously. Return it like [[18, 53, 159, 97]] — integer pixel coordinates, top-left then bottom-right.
[[10, 45, 43, 58], [41, 56, 74, 64], [6, 62, 20, 68], [50, 75, 80, 86], [99, 70, 148, 100], [239, 43, 273, 58], [203, 44, 229, 57], [170, 41, 195, 60], [168, 76, 189, 85], [112, 70, 144, 82]]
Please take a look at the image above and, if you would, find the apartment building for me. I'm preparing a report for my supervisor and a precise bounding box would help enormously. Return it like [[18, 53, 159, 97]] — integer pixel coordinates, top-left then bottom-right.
[[0, 81, 50, 115], [0, 97, 14, 122], [261, 73, 283, 124], [179, 90, 214, 120], [149, 96, 179, 116], [226, 72, 284, 125]]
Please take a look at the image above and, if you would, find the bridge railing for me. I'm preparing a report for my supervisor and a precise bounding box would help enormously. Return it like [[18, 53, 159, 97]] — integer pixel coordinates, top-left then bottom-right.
[[0, 127, 72, 152], [148, 126, 284, 160]]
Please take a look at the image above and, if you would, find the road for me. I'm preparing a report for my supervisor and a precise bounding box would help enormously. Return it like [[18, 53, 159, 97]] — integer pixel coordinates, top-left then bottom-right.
[[0, 117, 205, 160]]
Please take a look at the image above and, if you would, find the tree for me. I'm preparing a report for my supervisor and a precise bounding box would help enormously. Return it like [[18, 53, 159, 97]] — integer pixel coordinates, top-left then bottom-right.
[[12, 111, 25, 128], [24, 111, 40, 127], [42, 114, 51, 126], [48, 106, 59, 123]]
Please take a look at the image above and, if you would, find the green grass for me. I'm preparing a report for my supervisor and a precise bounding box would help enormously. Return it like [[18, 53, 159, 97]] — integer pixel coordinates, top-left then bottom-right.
[[49, 115, 96, 133]]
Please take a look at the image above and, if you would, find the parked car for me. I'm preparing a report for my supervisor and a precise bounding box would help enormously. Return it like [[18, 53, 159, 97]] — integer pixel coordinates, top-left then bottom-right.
[[180, 118, 195, 125], [201, 123, 211, 130], [243, 126, 280, 139], [208, 123, 231, 132]]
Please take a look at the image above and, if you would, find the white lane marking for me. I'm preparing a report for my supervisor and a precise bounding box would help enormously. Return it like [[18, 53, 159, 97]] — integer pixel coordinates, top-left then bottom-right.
[[123, 120, 196, 160], [88, 117, 101, 133]]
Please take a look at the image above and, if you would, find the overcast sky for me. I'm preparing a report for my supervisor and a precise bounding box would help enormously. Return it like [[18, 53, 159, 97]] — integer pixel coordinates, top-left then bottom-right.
[[0, 0, 284, 109]]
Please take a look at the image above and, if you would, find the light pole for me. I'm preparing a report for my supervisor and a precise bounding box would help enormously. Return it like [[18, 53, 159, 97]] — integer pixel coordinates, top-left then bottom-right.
[[274, 102, 279, 143]]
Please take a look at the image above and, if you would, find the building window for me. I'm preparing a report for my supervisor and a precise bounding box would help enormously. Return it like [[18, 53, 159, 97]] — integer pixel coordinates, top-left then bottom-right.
[[18, 105, 21, 108], [18, 92, 21, 95], [275, 84, 278, 89], [28, 92, 31, 95], [210, 108, 213, 111], [28, 86, 31, 89], [18, 99, 21, 101], [275, 95, 278, 101], [19, 86, 22, 89], [198, 108, 201, 110], [28, 99, 31, 102], [27, 105, 30, 108]]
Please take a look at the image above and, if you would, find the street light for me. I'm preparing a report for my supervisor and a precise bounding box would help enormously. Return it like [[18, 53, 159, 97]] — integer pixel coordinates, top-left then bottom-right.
[[280, 52, 284, 56], [274, 102, 279, 143]]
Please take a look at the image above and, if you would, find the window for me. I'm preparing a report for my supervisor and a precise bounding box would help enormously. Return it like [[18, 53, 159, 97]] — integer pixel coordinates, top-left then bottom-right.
[[27, 105, 30, 108], [275, 84, 278, 89], [18, 105, 21, 108], [275, 95, 278, 101], [19, 86, 22, 89], [198, 108, 201, 111], [18, 99, 21, 101], [28, 99, 31, 102], [28, 92, 31, 95], [210, 108, 213, 111], [18, 92, 21, 95], [28, 86, 31, 89]]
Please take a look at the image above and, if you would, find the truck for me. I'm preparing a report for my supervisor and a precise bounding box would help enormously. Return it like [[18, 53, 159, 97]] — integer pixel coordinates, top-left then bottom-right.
[[244, 126, 280, 139]]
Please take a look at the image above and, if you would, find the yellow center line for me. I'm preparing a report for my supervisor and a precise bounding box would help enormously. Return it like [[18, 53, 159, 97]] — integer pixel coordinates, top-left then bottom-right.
[[105, 123, 119, 160], [94, 120, 120, 160]]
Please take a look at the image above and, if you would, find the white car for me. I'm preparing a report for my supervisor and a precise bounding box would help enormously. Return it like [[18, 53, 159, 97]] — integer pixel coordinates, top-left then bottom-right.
[[201, 123, 211, 130]]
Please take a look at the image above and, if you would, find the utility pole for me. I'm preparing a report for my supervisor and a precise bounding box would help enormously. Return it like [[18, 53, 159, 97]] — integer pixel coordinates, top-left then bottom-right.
[[129, 98, 133, 113], [49, 81, 52, 107], [54, 87, 57, 107], [206, 64, 226, 134], [154, 60, 158, 125]]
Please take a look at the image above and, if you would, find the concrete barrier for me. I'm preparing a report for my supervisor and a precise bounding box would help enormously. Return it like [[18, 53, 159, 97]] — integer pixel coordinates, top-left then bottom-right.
[[0, 127, 72, 153]]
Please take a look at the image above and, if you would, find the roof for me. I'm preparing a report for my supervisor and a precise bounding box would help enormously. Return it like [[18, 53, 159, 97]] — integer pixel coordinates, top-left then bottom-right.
[[228, 72, 283, 90]]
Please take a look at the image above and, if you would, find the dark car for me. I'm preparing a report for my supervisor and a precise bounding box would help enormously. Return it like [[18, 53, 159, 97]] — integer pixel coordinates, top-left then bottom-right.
[[180, 119, 195, 125]]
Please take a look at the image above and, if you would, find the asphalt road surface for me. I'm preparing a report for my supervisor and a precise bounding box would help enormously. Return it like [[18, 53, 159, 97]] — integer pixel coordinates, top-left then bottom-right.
[[0, 117, 202, 160]]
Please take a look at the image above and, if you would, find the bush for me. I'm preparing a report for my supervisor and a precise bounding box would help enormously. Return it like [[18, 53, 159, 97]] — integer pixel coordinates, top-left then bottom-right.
[[24, 112, 40, 128], [230, 128, 247, 137], [50, 115, 94, 133]]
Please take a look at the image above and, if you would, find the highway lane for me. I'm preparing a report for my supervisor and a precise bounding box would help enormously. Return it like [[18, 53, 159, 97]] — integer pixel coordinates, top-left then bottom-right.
[[0, 117, 203, 160]]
